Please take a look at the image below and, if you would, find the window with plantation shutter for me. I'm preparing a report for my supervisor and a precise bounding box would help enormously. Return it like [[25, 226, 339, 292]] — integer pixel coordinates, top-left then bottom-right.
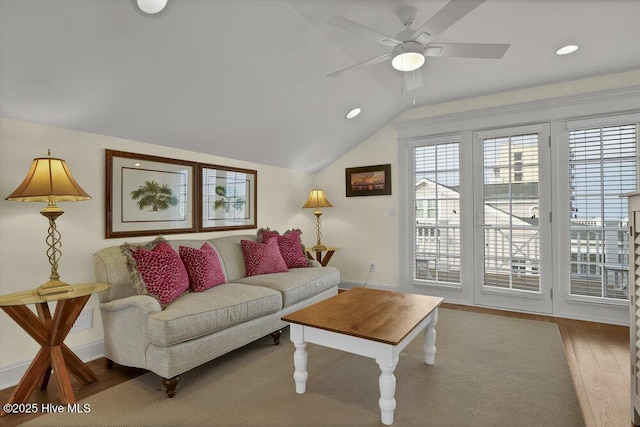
[[414, 142, 461, 284], [568, 124, 637, 300], [481, 132, 541, 293]]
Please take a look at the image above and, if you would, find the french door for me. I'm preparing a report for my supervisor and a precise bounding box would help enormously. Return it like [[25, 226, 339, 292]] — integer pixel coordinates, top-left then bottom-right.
[[472, 124, 553, 313], [401, 105, 639, 323]]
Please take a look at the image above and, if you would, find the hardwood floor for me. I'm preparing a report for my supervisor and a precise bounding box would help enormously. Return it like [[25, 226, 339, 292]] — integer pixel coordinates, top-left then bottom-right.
[[0, 304, 631, 426], [0, 362, 145, 427]]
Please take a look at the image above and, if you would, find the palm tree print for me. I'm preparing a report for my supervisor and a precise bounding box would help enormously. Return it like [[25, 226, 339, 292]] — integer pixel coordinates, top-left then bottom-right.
[[130, 180, 179, 211], [214, 185, 245, 213]]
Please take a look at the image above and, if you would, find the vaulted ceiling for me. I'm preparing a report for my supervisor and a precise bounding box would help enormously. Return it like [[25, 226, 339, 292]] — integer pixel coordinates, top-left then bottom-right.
[[2, 0, 640, 173]]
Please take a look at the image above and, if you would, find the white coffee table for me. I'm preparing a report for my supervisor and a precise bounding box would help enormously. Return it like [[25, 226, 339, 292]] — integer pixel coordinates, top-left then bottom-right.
[[281, 287, 443, 425]]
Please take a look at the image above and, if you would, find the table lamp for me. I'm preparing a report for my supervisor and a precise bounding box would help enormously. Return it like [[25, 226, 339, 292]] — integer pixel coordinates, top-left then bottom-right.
[[5, 150, 91, 296], [302, 188, 332, 251]]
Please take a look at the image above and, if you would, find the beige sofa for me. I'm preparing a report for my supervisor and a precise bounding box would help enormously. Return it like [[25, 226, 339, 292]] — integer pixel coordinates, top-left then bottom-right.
[[93, 234, 340, 397]]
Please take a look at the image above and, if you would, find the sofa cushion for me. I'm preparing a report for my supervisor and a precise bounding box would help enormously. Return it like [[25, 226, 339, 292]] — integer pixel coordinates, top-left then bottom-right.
[[236, 266, 340, 308], [241, 238, 288, 276], [124, 239, 190, 308], [207, 235, 256, 282], [147, 283, 282, 347], [179, 243, 226, 292]]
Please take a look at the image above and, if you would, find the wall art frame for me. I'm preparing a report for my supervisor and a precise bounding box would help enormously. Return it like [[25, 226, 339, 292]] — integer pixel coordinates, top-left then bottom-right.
[[106, 150, 197, 238], [198, 163, 257, 232], [345, 163, 392, 197]]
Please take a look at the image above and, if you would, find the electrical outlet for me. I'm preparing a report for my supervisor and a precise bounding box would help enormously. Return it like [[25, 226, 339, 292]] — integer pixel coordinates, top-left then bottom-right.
[[369, 262, 376, 272], [71, 308, 93, 332]]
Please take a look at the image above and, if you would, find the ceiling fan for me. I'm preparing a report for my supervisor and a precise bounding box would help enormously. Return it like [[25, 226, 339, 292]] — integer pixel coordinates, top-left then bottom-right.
[[326, 0, 510, 91]]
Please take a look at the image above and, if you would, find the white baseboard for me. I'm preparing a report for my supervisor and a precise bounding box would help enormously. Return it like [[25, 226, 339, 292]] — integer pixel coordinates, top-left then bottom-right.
[[339, 281, 629, 326], [339, 280, 399, 291], [0, 339, 104, 390]]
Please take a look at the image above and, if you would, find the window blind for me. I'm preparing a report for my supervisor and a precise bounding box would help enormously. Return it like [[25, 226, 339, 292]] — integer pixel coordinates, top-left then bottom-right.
[[414, 142, 460, 283], [568, 124, 637, 299]]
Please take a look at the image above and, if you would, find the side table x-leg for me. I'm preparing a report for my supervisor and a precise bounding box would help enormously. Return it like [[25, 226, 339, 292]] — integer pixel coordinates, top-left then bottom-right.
[[0, 295, 96, 416]]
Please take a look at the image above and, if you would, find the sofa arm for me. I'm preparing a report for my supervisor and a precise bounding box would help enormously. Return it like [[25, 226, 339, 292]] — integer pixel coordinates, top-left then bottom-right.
[[99, 295, 161, 370], [100, 294, 161, 316], [309, 259, 322, 268]]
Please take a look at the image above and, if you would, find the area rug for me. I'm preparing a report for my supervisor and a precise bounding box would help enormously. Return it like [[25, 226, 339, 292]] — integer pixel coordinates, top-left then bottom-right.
[[24, 308, 584, 427]]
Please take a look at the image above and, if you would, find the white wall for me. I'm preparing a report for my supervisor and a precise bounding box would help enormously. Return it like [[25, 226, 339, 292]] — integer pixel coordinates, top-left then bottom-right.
[[0, 117, 314, 370], [314, 124, 400, 289], [315, 69, 640, 292]]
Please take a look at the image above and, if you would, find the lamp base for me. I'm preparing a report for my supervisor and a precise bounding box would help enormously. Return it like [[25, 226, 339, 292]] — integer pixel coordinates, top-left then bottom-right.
[[311, 244, 327, 251], [37, 279, 74, 296]]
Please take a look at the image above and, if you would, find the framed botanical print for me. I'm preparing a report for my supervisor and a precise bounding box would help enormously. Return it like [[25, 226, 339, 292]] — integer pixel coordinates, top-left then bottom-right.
[[106, 150, 196, 238], [198, 163, 257, 231]]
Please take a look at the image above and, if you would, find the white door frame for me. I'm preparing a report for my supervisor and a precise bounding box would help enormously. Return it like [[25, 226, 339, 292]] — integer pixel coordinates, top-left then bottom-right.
[[471, 123, 553, 314]]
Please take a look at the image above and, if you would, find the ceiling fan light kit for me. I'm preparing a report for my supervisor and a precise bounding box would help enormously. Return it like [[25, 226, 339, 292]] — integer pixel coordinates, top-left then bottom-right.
[[391, 41, 426, 72], [326, 0, 510, 91], [137, 0, 167, 14]]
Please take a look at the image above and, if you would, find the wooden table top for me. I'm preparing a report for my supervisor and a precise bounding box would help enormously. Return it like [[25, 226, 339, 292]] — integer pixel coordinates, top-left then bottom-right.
[[0, 283, 109, 306], [282, 287, 443, 345]]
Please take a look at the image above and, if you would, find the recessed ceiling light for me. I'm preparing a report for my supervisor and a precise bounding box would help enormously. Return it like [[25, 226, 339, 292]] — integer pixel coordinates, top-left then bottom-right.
[[556, 44, 579, 55], [137, 0, 168, 14], [345, 108, 361, 120]]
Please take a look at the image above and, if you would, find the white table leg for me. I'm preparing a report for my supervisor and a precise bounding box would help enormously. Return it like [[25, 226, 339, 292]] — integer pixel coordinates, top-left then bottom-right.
[[377, 351, 398, 425], [424, 308, 438, 365], [290, 325, 308, 394]]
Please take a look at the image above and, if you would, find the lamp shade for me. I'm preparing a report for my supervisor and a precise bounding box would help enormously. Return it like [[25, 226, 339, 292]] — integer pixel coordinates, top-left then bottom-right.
[[5, 152, 91, 203], [302, 189, 333, 209]]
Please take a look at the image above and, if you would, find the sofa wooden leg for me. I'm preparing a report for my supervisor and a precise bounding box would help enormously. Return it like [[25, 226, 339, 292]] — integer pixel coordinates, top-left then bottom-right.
[[271, 329, 282, 345], [104, 358, 114, 369], [162, 376, 180, 398]]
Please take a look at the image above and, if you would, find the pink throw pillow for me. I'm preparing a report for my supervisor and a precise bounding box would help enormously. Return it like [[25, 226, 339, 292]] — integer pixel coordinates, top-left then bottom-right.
[[179, 243, 226, 292], [258, 228, 280, 242], [274, 230, 309, 268], [241, 238, 288, 276], [257, 228, 309, 268], [129, 242, 190, 308]]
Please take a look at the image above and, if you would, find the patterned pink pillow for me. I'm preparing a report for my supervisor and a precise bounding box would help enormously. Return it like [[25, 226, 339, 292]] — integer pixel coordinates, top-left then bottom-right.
[[128, 241, 190, 308], [257, 228, 309, 268], [274, 230, 309, 268], [258, 228, 280, 242], [179, 243, 226, 292], [241, 238, 288, 276]]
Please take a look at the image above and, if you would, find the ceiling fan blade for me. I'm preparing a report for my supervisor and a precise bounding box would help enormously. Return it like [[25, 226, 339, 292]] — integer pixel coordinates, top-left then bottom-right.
[[403, 69, 424, 91], [411, 0, 486, 43], [328, 16, 402, 47], [425, 43, 510, 59], [326, 52, 393, 78]]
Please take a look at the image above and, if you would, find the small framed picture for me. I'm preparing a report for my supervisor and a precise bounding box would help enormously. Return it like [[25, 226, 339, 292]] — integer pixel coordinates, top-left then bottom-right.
[[198, 163, 257, 232], [106, 150, 196, 238], [346, 164, 392, 197]]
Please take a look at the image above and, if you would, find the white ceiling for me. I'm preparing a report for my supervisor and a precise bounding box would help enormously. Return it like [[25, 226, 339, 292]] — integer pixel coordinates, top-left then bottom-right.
[[1, 0, 640, 173]]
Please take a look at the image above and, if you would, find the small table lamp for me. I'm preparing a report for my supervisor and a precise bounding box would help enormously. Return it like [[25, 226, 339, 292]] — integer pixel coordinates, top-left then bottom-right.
[[302, 188, 333, 251], [5, 150, 91, 296]]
